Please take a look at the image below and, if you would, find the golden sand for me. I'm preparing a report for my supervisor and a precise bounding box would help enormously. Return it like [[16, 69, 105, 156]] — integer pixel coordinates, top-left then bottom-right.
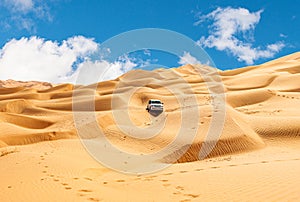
[[0, 52, 300, 201]]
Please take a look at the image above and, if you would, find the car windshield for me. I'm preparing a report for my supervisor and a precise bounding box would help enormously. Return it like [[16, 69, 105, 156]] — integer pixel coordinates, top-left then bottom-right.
[[151, 101, 161, 104]]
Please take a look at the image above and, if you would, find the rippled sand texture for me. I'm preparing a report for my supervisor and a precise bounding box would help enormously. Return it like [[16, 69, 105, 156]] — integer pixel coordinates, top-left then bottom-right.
[[0, 52, 300, 201]]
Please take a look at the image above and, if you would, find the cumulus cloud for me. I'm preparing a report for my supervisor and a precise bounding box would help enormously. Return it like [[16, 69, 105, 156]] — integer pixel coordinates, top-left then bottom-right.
[[197, 7, 285, 65], [1, 0, 52, 32], [0, 36, 137, 84], [71, 57, 137, 85], [4, 0, 34, 12], [3, 0, 34, 13], [279, 33, 287, 38], [178, 51, 201, 65]]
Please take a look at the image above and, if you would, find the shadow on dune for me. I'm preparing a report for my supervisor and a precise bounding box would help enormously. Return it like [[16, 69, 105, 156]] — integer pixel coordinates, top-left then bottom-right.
[[148, 109, 163, 117]]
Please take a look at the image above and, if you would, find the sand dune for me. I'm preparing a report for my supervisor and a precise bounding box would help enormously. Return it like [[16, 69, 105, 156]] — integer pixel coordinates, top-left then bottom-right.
[[1, 52, 300, 201], [0, 79, 52, 90]]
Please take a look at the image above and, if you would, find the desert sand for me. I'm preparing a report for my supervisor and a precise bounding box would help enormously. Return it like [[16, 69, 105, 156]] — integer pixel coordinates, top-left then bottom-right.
[[0, 52, 300, 201]]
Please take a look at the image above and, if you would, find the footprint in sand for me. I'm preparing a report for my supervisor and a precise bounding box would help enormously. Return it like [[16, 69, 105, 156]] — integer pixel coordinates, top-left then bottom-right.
[[88, 197, 100, 202], [194, 168, 203, 171], [84, 177, 93, 181], [179, 170, 188, 173], [142, 178, 153, 181], [184, 193, 200, 198], [163, 173, 173, 176], [146, 175, 157, 178], [115, 179, 125, 183], [180, 199, 191, 202], [176, 186, 184, 191], [78, 189, 93, 193], [60, 183, 72, 190]]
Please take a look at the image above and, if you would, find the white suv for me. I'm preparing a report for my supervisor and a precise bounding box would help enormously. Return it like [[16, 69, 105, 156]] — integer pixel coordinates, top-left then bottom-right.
[[146, 99, 164, 112]]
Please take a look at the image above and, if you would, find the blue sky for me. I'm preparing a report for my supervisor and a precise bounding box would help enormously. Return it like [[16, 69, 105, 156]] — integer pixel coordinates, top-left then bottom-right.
[[0, 0, 299, 83]]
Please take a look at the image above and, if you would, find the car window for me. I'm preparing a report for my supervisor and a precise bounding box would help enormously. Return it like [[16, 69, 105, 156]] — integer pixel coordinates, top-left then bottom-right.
[[149, 100, 161, 104]]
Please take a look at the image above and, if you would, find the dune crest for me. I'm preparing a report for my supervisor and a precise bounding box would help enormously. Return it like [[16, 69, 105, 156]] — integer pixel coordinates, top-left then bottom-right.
[[0, 79, 53, 90]]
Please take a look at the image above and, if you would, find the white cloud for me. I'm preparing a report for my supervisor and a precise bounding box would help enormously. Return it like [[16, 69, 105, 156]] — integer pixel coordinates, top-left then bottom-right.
[[0, 36, 137, 84], [2, 0, 52, 32], [279, 33, 287, 38], [178, 51, 201, 65], [197, 7, 285, 65], [143, 49, 151, 56], [71, 57, 137, 85], [3, 0, 34, 13]]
